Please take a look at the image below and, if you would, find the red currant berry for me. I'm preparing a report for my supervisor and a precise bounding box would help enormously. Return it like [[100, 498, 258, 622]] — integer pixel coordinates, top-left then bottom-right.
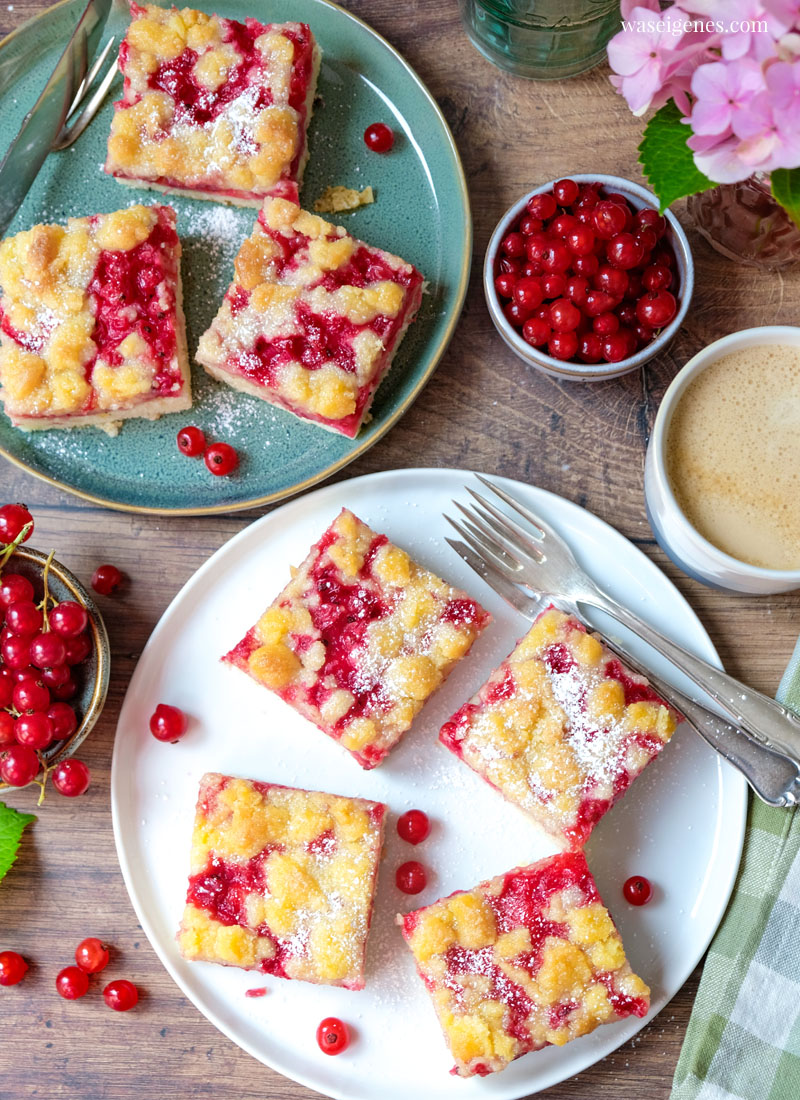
[[5, 601, 42, 637], [0, 713, 15, 747], [547, 331, 579, 361], [550, 213, 578, 238], [56, 966, 90, 1000], [50, 677, 78, 702], [504, 300, 533, 327], [29, 631, 67, 670], [50, 601, 88, 639], [592, 201, 628, 239], [494, 273, 515, 299], [574, 204, 595, 225], [47, 702, 78, 741], [634, 321, 655, 346], [642, 264, 672, 291], [177, 425, 206, 457], [576, 253, 598, 277], [592, 312, 620, 337], [566, 225, 596, 256], [583, 289, 616, 317], [521, 260, 542, 278], [0, 950, 28, 985], [0, 504, 33, 545], [15, 713, 54, 750], [498, 255, 521, 276], [541, 241, 572, 274], [602, 332, 633, 363], [13, 677, 50, 713], [396, 860, 427, 894], [607, 233, 645, 270], [500, 231, 525, 259], [565, 275, 589, 307], [617, 302, 637, 328], [552, 178, 579, 206], [651, 246, 676, 269], [204, 442, 239, 477], [103, 978, 139, 1011], [519, 215, 542, 236], [0, 574, 34, 608], [52, 759, 91, 797], [634, 208, 666, 237], [0, 666, 13, 704], [522, 318, 551, 347], [64, 633, 91, 666], [41, 664, 71, 690], [75, 937, 110, 974], [623, 875, 653, 905], [11, 665, 35, 683], [635, 224, 658, 251], [317, 1016, 349, 1055], [0, 744, 39, 786], [540, 273, 566, 299], [526, 192, 557, 220], [578, 184, 601, 208], [397, 809, 430, 845], [92, 564, 124, 597], [593, 265, 628, 299], [363, 122, 394, 153], [636, 289, 677, 328], [605, 193, 634, 220], [149, 703, 188, 743], [524, 233, 549, 263], [578, 333, 603, 363], [624, 272, 644, 300], [512, 277, 543, 311], [549, 298, 581, 333], [1, 633, 32, 669]]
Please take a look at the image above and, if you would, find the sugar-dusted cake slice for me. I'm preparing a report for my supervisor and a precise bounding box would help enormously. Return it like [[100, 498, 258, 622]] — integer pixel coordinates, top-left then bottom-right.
[[106, 4, 320, 206], [223, 509, 490, 769], [399, 851, 650, 1077], [196, 198, 425, 437], [0, 205, 190, 434], [177, 773, 386, 989], [440, 607, 678, 850]]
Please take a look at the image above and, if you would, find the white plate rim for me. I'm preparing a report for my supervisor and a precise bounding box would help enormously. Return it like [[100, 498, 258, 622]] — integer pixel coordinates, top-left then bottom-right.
[[110, 466, 748, 1099]]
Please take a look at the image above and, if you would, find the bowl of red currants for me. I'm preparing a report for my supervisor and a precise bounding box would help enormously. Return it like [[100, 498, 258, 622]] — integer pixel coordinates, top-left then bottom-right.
[[484, 174, 694, 380], [0, 511, 110, 797]]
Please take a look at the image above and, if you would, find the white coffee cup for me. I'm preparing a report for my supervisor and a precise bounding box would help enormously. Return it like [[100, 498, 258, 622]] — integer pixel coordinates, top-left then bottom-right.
[[644, 325, 800, 594]]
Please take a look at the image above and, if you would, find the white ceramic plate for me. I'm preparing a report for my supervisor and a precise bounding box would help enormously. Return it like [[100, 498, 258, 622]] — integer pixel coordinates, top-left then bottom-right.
[[111, 468, 747, 1100]]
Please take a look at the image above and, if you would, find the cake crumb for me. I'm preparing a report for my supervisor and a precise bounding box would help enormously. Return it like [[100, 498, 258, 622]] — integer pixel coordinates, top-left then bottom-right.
[[314, 185, 375, 213]]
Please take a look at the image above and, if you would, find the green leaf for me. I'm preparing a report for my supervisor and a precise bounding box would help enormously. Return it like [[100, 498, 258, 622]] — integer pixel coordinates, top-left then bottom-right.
[[638, 102, 715, 213], [771, 168, 800, 230], [0, 801, 35, 883]]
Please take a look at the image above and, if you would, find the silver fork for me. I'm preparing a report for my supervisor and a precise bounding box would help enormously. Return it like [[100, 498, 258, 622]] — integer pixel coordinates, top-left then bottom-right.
[[444, 475, 800, 807], [52, 35, 118, 151]]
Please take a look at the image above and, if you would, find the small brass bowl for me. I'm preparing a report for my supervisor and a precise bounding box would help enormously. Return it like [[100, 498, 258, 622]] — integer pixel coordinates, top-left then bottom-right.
[[0, 547, 110, 790]]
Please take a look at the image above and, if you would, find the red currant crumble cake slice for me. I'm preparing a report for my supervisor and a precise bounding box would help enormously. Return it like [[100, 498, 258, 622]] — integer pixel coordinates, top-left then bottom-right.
[[196, 197, 425, 437], [223, 509, 490, 769], [0, 205, 190, 433], [440, 608, 678, 850], [106, 4, 320, 206], [177, 773, 386, 989], [399, 851, 649, 1077]]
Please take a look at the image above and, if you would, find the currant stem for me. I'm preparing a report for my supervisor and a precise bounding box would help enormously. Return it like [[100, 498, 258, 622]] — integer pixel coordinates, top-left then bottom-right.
[[40, 549, 56, 631], [0, 521, 34, 571]]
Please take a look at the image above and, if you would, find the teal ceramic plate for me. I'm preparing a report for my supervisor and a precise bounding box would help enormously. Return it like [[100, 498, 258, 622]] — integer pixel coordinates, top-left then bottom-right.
[[0, 0, 470, 514]]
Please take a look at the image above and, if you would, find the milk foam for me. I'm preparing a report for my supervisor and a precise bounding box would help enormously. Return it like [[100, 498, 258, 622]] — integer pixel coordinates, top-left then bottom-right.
[[665, 344, 800, 571]]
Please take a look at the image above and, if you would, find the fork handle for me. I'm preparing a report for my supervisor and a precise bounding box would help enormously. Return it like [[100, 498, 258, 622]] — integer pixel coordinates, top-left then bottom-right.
[[584, 587, 800, 767]]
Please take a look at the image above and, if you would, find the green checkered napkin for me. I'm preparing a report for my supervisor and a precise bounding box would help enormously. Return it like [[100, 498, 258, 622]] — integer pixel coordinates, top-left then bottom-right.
[[671, 639, 800, 1100]]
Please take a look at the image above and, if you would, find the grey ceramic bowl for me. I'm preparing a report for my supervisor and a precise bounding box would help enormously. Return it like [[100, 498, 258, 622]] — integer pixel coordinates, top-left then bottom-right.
[[483, 174, 695, 381], [1, 547, 110, 792]]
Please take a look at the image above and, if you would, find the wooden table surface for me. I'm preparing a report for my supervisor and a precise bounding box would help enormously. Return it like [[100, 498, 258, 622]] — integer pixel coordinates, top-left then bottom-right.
[[1, 2, 798, 1098]]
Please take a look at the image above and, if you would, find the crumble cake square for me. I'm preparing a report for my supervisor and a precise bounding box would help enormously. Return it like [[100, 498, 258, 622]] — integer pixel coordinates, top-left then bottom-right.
[[177, 773, 386, 989], [106, 4, 320, 206], [223, 508, 490, 769], [196, 197, 425, 438], [440, 607, 678, 850], [399, 851, 650, 1077], [0, 204, 190, 433]]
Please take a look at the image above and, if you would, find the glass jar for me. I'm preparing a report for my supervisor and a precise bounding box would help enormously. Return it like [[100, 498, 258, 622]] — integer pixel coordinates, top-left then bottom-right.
[[687, 175, 800, 270], [458, 0, 619, 80]]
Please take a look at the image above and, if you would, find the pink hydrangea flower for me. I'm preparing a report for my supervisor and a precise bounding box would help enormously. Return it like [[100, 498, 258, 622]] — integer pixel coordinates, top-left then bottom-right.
[[690, 59, 766, 135]]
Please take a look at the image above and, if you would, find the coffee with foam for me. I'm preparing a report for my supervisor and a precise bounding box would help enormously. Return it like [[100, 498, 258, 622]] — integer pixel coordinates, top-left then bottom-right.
[[665, 344, 800, 571]]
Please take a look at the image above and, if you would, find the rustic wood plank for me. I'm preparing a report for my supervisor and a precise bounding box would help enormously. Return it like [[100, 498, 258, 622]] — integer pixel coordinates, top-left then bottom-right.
[[0, 1, 798, 1098]]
